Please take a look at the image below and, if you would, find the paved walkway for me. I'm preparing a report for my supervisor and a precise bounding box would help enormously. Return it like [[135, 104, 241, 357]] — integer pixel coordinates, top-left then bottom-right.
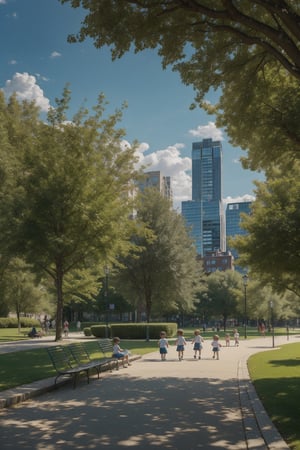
[[0, 333, 298, 449]]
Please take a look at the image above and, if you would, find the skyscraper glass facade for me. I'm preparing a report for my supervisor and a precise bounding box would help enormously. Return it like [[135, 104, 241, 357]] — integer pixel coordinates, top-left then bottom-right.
[[226, 201, 252, 260], [182, 139, 225, 256], [181, 201, 203, 254]]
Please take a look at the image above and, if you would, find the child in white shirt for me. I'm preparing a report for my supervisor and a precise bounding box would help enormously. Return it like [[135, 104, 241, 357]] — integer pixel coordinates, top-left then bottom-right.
[[192, 329, 204, 359]]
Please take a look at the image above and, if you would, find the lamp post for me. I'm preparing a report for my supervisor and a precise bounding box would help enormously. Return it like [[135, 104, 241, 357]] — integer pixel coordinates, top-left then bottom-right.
[[242, 274, 249, 339], [104, 266, 109, 338], [270, 300, 275, 348]]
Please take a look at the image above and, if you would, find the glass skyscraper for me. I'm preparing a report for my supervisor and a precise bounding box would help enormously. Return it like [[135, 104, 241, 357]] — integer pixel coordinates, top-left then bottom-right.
[[182, 138, 225, 256], [226, 201, 252, 262]]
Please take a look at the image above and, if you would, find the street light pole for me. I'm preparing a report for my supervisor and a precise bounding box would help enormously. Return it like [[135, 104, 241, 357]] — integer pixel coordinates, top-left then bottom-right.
[[104, 266, 109, 338], [242, 274, 249, 339], [270, 300, 275, 348]]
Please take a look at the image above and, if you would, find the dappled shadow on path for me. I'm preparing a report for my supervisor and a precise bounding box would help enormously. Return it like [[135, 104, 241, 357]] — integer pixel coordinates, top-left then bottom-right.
[[0, 374, 246, 450]]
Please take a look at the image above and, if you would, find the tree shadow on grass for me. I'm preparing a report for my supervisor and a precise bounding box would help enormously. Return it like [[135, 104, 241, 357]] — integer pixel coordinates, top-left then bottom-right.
[[253, 377, 300, 448], [268, 358, 300, 367]]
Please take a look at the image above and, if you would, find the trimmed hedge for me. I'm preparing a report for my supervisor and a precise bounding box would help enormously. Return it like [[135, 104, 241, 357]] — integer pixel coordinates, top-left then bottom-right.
[[83, 327, 93, 336], [0, 317, 40, 328], [89, 324, 110, 338], [90, 323, 177, 340]]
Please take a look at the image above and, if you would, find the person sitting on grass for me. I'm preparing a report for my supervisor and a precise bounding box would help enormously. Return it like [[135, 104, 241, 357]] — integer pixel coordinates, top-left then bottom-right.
[[112, 337, 131, 368]]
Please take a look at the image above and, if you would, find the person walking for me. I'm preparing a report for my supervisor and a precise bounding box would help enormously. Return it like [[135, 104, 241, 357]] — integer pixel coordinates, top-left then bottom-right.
[[63, 320, 69, 337], [158, 331, 169, 361], [192, 329, 204, 359], [225, 334, 231, 347], [175, 329, 187, 361], [211, 334, 221, 360], [234, 329, 240, 347]]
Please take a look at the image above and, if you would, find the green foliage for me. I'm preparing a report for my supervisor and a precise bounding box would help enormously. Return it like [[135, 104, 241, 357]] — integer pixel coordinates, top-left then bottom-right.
[[113, 189, 201, 321], [0, 317, 40, 328], [90, 324, 111, 338], [0, 88, 140, 340], [83, 327, 92, 336], [90, 322, 177, 339], [61, 1, 300, 169], [232, 167, 300, 299], [196, 271, 242, 326], [61, 1, 300, 82], [215, 63, 300, 171], [0, 258, 49, 322]]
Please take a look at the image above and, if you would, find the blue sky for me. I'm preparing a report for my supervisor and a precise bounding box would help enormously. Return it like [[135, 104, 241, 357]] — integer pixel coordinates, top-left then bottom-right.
[[0, 0, 264, 210]]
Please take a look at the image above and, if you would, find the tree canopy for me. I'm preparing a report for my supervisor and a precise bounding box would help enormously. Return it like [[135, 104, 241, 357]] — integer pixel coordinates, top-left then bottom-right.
[[196, 270, 242, 329], [113, 188, 201, 321], [232, 165, 300, 297], [0, 88, 139, 340], [61, 1, 300, 82], [60, 0, 300, 169]]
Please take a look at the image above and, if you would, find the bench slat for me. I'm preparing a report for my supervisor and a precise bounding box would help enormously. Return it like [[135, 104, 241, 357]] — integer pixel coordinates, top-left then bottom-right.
[[47, 345, 91, 388]]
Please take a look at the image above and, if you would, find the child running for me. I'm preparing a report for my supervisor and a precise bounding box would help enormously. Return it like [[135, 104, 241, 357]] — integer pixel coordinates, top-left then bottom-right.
[[175, 329, 187, 361], [192, 329, 204, 359], [158, 331, 169, 361], [211, 334, 222, 360]]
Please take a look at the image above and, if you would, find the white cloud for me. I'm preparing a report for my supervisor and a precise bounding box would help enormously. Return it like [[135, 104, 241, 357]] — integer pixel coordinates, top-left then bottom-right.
[[2, 72, 50, 112], [8, 59, 17, 65], [0, 1, 6, 4], [50, 51, 62, 58], [129, 123, 255, 211], [35, 73, 49, 82], [133, 142, 192, 210], [189, 121, 223, 141]]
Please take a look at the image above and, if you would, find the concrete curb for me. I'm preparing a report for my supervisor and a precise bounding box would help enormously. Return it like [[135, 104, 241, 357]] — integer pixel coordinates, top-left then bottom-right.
[[0, 355, 141, 409]]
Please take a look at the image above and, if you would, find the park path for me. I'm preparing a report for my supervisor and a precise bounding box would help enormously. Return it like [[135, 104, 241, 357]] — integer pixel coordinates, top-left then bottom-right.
[[0, 332, 298, 449]]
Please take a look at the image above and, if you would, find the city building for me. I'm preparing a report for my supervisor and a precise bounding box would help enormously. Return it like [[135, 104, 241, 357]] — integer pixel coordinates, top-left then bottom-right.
[[203, 250, 234, 273], [182, 139, 225, 256], [226, 201, 252, 271], [139, 171, 173, 201]]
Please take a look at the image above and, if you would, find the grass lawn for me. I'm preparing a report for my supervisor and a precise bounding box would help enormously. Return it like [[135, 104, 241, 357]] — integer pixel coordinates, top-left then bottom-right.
[[0, 339, 158, 391], [0, 327, 35, 342], [248, 342, 300, 450]]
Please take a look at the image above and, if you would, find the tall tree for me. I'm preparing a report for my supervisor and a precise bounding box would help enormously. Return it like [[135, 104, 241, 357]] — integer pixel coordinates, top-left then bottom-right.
[[1, 88, 139, 340], [2, 258, 49, 332], [197, 270, 241, 330], [60, 1, 300, 167], [232, 166, 300, 298], [113, 188, 201, 321]]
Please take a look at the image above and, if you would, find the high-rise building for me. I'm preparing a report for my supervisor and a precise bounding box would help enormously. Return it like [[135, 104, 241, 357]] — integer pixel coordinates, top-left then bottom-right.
[[139, 171, 173, 201], [182, 139, 225, 256], [226, 201, 252, 268]]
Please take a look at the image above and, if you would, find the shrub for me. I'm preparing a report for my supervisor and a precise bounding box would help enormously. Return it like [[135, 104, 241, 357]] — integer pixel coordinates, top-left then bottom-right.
[[90, 325, 111, 338], [108, 323, 177, 339], [0, 317, 40, 328], [83, 327, 92, 336]]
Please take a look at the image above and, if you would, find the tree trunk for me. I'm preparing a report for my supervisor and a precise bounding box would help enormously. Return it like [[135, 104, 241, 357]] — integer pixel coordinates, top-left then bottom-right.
[[55, 262, 64, 341]]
